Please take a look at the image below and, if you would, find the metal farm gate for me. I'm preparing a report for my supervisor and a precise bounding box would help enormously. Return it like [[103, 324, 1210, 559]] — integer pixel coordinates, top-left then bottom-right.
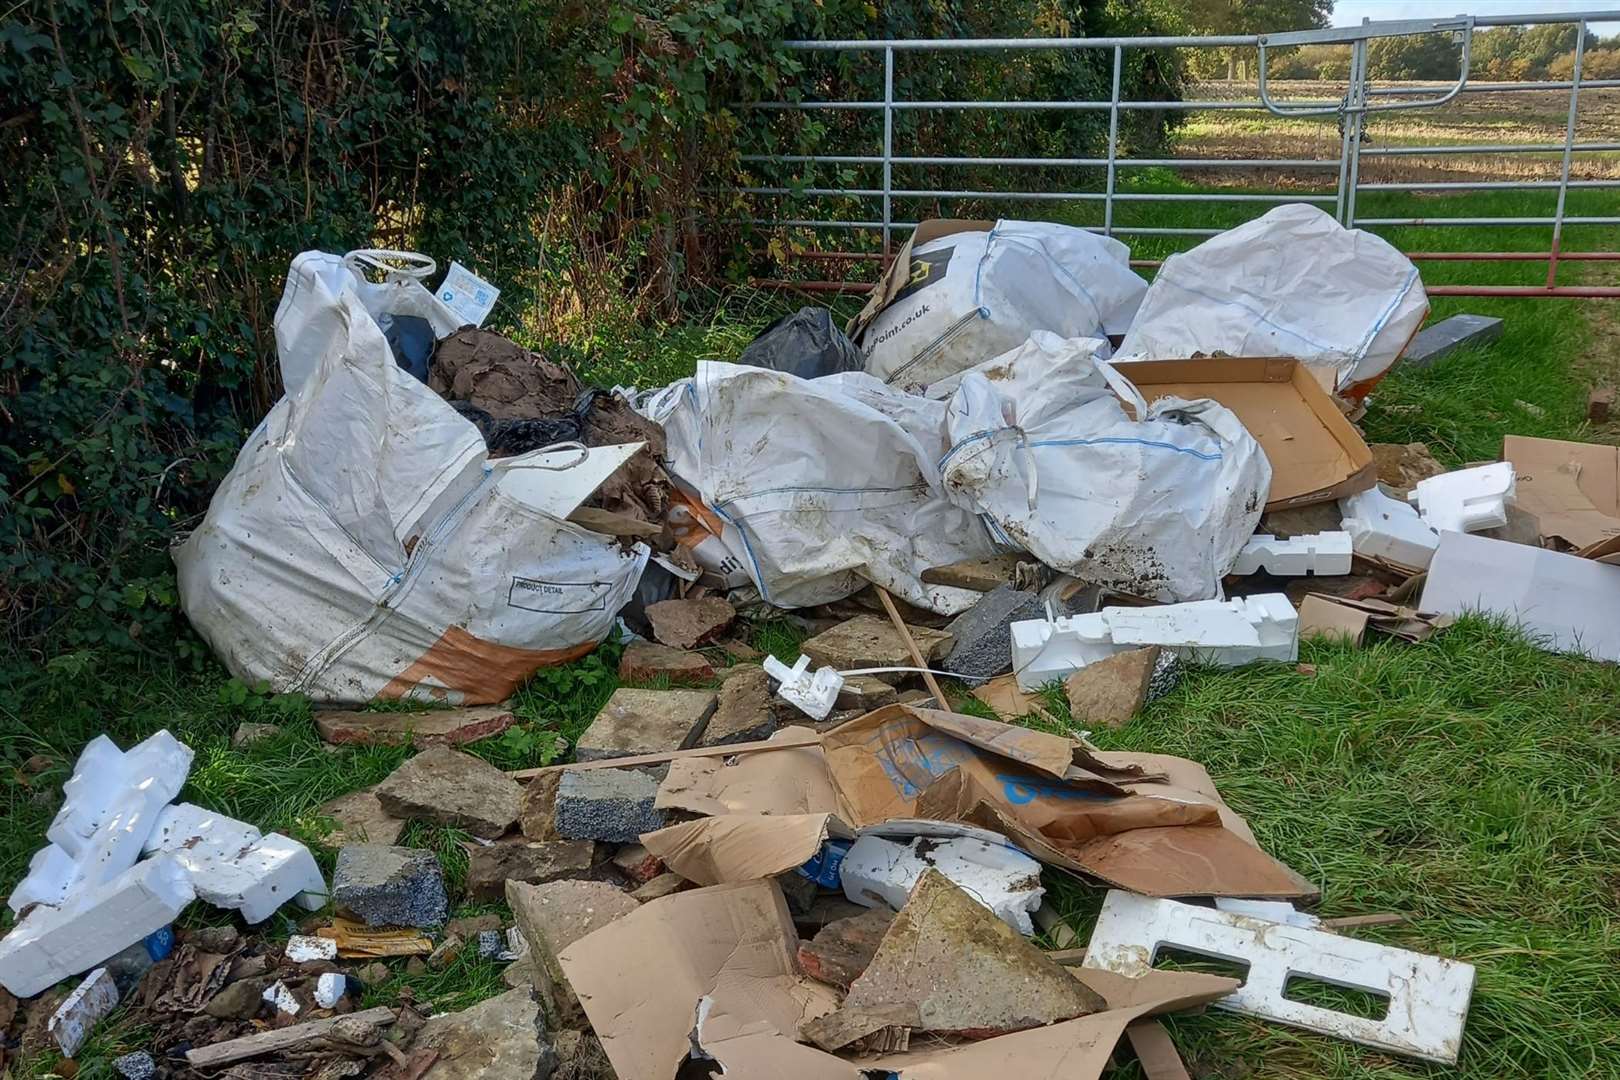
[[738, 9, 1620, 297]]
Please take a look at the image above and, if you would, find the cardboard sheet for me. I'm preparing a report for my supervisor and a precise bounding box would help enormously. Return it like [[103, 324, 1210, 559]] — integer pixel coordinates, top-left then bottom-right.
[[1502, 435, 1620, 552], [641, 813, 848, 886], [1297, 593, 1451, 645], [654, 726, 837, 817], [1421, 531, 1620, 662], [1126, 357, 1376, 509], [821, 706, 1316, 899], [559, 875, 1238, 1080], [847, 220, 992, 342]]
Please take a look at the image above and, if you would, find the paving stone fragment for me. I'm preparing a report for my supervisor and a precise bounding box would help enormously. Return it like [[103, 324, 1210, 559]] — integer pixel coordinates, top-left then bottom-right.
[[573, 689, 715, 762], [797, 907, 895, 989], [553, 769, 663, 843], [374, 745, 522, 839], [1063, 645, 1161, 728], [506, 880, 638, 1029], [801, 615, 952, 685], [609, 843, 664, 884], [1400, 313, 1502, 369], [465, 840, 598, 901], [629, 873, 687, 902], [646, 597, 736, 649], [842, 869, 1105, 1037], [416, 986, 558, 1080], [112, 1051, 155, 1080], [699, 666, 776, 746], [311, 788, 405, 848], [920, 554, 1027, 592], [331, 845, 448, 929], [315, 706, 518, 747], [445, 914, 504, 940], [1590, 386, 1615, 422], [518, 771, 562, 843], [940, 584, 1044, 683], [835, 675, 899, 712], [616, 641, 716, 686], [202, 977, 271, 1020], [230, 723, 281, 749]]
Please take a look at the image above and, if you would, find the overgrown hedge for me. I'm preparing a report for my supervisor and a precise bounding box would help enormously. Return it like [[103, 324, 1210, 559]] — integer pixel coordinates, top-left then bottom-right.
[[0, 0, 1177, 659]]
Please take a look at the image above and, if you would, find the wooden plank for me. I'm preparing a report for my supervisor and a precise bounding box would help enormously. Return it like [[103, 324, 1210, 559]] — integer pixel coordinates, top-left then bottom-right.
[[1127, 1019, 1193, 1080], [876, 587, 948, 709], [507, 731, 823, 781], [185, 1007, 398, 1068]]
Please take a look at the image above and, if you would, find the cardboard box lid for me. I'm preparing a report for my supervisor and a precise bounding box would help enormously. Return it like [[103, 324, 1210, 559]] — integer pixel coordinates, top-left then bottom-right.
[[1125, 356, 1376, 509], [1502, 435, 1620, 551]]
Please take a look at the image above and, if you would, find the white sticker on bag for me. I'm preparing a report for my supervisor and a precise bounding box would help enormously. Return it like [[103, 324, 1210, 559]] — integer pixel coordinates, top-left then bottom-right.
[[437, 261, 500, 327]]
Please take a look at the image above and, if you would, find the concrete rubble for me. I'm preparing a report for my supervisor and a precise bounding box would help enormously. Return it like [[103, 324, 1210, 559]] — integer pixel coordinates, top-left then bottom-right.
[[331, 845, 450, 929], [698, 664, 776, 745], [374, 745, 524, 839], [315, 705, 519, 747], [645, 596, 735, 648], [616, 640, 715, 685], [801, 614, 952, 682], [465, 840, 597, 901], [506, 879, 638, 1028], [553, 768, 664, 843], [573, 688, 715, 760], [939, 584, 1044, 683]]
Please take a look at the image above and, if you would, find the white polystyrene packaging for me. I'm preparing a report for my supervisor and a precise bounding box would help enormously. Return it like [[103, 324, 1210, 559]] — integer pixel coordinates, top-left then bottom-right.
[[1114, 203, 1429, 394], [174, 251, 646, 704], [858, 220, 1147, 392]]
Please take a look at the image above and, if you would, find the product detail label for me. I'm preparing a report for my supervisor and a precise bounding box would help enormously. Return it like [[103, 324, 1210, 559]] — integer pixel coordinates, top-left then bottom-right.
[[507, 576, 609, 614], [438, 261, 500, 327]]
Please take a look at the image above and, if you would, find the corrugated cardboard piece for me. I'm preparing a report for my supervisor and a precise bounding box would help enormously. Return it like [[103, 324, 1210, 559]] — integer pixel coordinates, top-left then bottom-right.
[[821, 706, 1315, 899], [557, 877, 1238, 1080], [1298, 594, 1452, 646], [847, 219, 993, 343], [1127, 357, 1376, 509], [1502, 435, 1620, 553]]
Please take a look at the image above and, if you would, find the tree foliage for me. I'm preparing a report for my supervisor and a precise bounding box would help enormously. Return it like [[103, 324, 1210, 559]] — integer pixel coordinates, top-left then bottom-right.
[[0, 0, 1182, 656]]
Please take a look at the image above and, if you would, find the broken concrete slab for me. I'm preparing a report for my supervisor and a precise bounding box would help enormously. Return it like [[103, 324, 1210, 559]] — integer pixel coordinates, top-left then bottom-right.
[[573, 688, 716, 762], [312, 787, 406, 848], [465, 840, 597, 901], [801, 615, 952, 685], [506, 879, 638, 1029], [518, 770, 562, 843], [616, 641, 715, 686], [645, 596, 735, 649], [1064, 645, 1161, 728], [842, 869, 1105, 1037], [314, 706, 517, 748], [796, 907, 894, 989], [417, 986, 558, 1080], [331, 845, 448, 929], [835, 674, 899, 712], [920, 554, 1027, 592], [629, 873, 687, 902], [374, 745, 523, 839], [699, 665, 776, 746], [941, 584, 1044, 683], [230, 723, 281, 749], [1400, 313, 1503, 369], [553, 768, 664, 843], [48, 967, 119, 1056]]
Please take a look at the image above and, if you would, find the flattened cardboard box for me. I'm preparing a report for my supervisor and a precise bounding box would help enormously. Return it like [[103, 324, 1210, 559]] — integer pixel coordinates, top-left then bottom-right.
[[847, 219, 993, 343], [1502, 435, 1620, 554], [557, 877, 1239, 1080], [1126, 356, 1376, 509]]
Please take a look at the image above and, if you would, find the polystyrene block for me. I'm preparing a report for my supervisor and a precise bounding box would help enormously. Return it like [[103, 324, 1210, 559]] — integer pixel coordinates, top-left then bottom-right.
[[840, 833, 1045, 936], [182, 833, 327, 924], [1084, 891, 1474, 1064], [1230, 532, 1353, 576], [143, 803, 262, 861], [1339, 486, 1440, 570], [0, 854, 195, 998], [1410, 462, 1515, 534], [1012, 594, 1298, 690]]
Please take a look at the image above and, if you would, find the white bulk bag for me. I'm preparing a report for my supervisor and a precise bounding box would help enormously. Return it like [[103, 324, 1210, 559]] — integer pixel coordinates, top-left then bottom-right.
[[939, 333, 1270, 602], [642, 362, 998, 613], [174, 250, 646, 705], [1114, 203, 1428, 395], [849, 219, 1147, 392]]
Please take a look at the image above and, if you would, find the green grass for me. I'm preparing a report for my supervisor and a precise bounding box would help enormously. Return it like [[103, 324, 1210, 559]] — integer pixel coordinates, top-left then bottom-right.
[[4, 187, 1619, 1079]]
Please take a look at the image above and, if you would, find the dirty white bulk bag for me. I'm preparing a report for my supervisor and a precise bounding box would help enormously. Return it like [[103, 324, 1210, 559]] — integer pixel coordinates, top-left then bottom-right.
[[939, 332, 1270, 602], [174, 250, 646, 705], [643, 362, 998, 614], [850, 219, 1147, 392], [1113, 203, 1428, 395]]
